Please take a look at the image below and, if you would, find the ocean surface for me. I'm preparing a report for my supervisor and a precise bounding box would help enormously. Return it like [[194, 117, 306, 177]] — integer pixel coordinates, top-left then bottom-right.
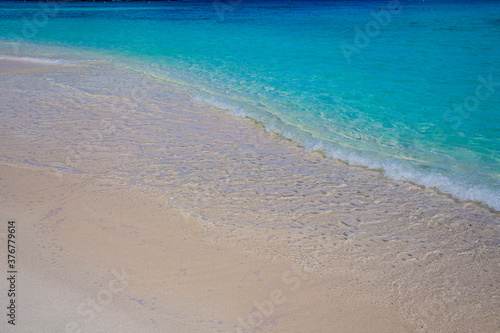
[[0, 0, 499, 210]]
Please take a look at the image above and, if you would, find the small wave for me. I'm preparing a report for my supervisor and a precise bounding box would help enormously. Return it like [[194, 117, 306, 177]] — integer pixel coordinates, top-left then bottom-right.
[[322, 146, 500, 211], [194, 94, 500, 212], [193, 95, 249, 118], [193, 94, 293, 135], [0, 55, 75, 66]]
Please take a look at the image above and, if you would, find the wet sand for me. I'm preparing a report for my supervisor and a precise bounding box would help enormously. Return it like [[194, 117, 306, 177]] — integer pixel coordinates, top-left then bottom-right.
[[0, 58, 49, 73], [0, 58, 498, 332]]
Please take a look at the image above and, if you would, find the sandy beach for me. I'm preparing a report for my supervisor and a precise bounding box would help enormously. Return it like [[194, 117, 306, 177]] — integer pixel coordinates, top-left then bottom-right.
[[1, 58, 499, 333], [0, 58, 413, 332], [0, 162, 412, 333]]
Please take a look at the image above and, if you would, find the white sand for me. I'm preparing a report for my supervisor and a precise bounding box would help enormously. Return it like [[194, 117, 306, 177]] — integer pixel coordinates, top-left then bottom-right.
[[1, 58, 498, 332], [0, 164, 411, 332]]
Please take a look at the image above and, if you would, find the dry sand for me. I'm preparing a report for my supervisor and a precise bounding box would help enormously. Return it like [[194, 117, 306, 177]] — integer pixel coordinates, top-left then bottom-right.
[[0, 163, 412, 332]]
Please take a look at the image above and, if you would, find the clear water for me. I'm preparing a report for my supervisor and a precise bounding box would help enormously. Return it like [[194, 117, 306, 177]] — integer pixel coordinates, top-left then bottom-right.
[[0, 0, 499, 210]]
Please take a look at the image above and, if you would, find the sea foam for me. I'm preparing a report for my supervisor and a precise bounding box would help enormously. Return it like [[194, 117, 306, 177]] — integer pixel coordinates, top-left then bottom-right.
[[0, 55, 75, 66], [194, 94, 500, 212]]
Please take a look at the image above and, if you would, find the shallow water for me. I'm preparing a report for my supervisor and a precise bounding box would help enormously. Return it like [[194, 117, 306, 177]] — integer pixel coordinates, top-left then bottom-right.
[[0, 0, 499, 209], [1, 59, 498, 331], [0, 0, 499, 330]]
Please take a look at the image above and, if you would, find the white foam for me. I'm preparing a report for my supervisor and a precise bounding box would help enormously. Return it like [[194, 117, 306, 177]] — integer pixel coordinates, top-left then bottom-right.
[[314, 140, 500, 211], [194, 94, 500, 212], [193, 95, 249, 118], [0, 55, 75, 66]]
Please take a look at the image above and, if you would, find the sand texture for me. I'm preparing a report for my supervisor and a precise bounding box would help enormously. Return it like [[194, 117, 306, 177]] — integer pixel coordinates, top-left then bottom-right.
[[0, 59, 499, 332]]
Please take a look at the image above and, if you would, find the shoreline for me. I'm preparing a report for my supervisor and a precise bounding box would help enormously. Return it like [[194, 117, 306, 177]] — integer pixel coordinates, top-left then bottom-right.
[[0, 58, 51, 73], [0, 49, 498, 211], [1, 57, 499, 332]]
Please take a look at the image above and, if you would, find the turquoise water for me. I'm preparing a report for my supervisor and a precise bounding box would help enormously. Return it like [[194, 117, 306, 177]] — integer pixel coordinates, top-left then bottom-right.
[[1, 0, 499, 210]]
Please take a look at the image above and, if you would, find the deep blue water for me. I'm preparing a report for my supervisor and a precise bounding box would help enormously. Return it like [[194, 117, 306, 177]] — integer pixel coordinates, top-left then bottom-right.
[[0, 0, 499, 209]]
